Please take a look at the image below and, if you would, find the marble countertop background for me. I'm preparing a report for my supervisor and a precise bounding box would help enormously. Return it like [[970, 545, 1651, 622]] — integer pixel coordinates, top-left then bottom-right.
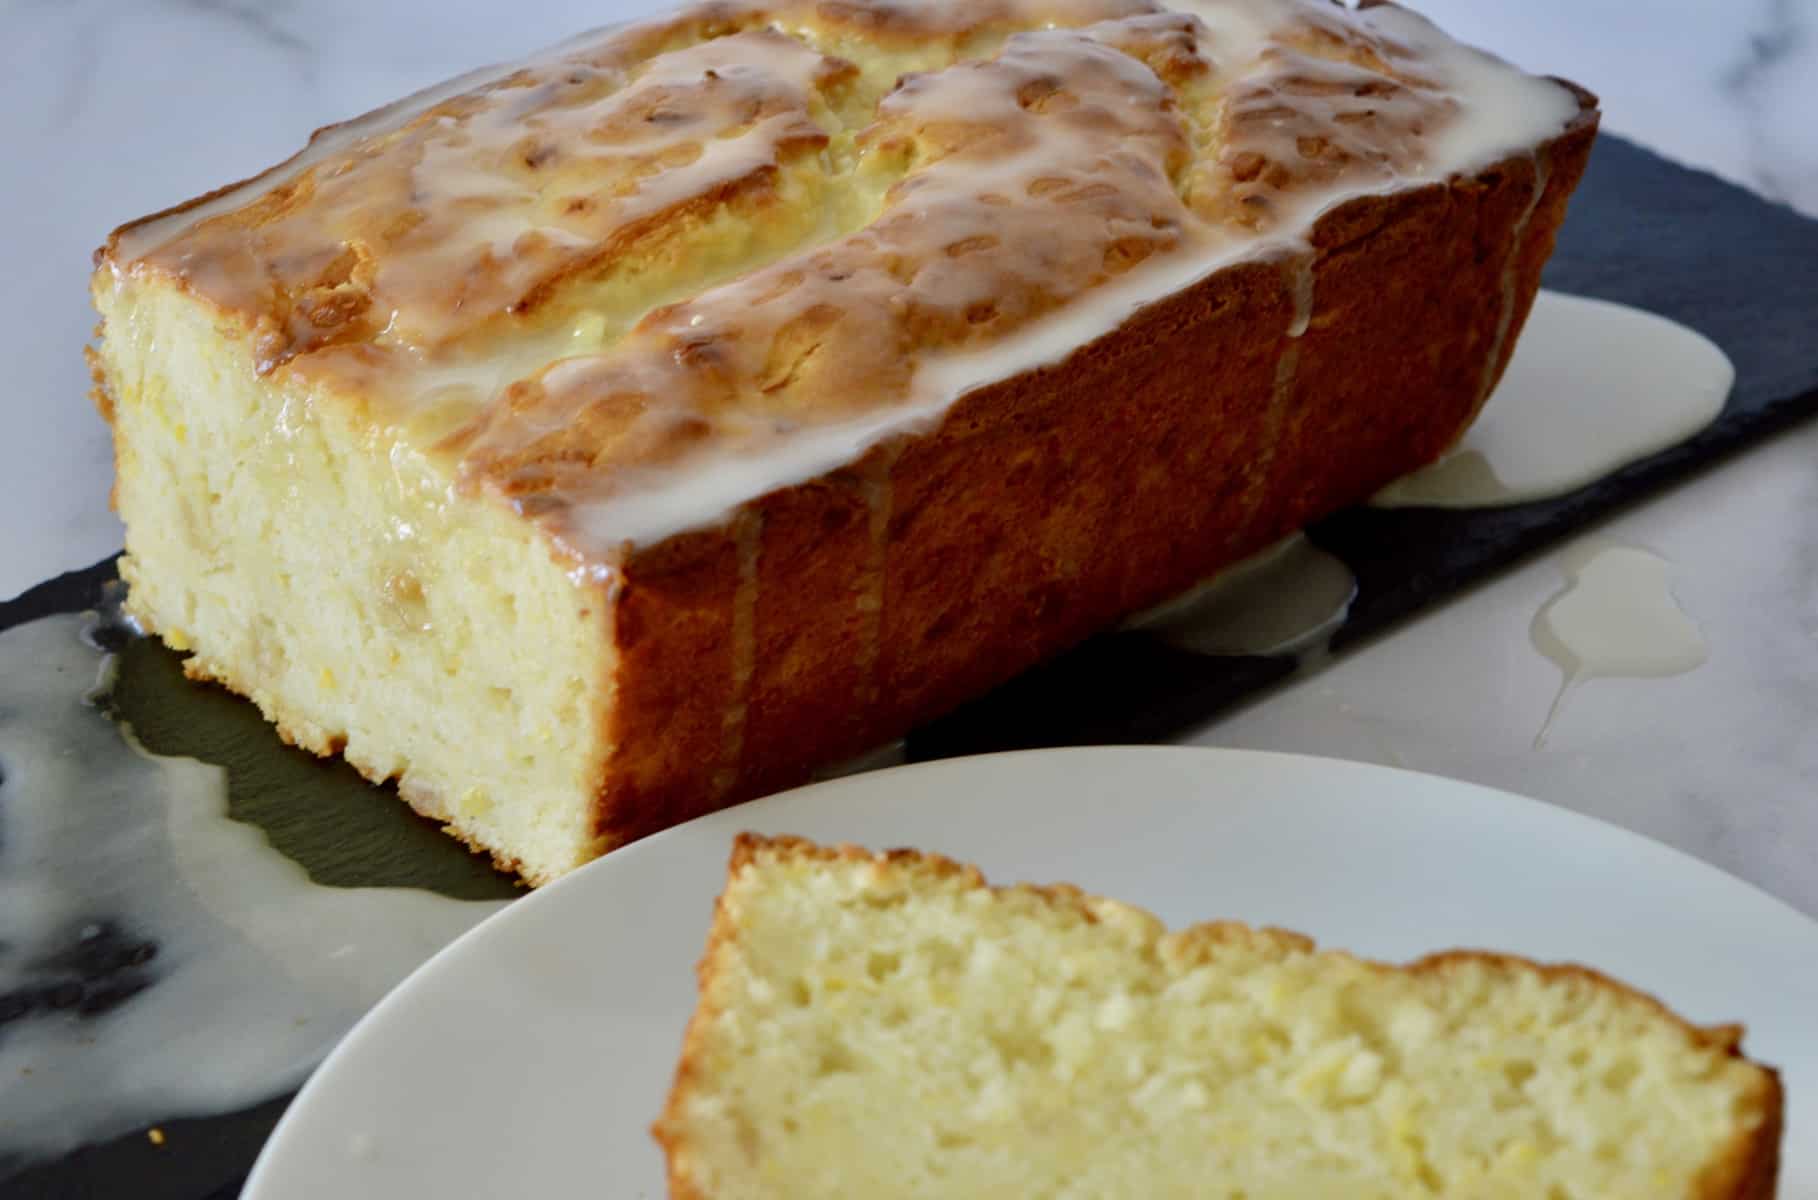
[[3, 1, 1816, 912]]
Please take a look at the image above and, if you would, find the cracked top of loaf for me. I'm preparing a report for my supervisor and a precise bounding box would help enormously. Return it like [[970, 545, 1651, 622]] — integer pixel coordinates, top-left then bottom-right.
[[97, 0, 1586, 566]]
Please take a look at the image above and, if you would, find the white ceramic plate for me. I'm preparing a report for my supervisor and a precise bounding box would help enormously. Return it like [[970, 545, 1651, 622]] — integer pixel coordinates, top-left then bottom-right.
[[244, 747, 1817, 1197]]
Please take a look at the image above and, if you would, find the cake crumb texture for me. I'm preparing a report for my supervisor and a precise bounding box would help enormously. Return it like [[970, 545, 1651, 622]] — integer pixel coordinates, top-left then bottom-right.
[[656, 835, 1781, 1199]]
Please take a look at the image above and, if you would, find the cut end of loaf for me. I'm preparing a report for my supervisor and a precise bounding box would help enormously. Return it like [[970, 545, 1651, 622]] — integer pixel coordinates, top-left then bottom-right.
[[656, 834, 1781, 1199], [91, 273, 617, 885]]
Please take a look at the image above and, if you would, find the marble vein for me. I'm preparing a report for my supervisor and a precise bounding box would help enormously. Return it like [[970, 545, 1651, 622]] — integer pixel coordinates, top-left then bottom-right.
[[1720, 0, 1814, 213], [175, 0, 316, 81]]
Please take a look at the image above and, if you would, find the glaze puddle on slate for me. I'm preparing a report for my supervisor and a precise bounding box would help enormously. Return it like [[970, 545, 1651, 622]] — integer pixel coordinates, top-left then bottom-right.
[[0, 612, 504, 1174], [1375, 291, 1733, 509], [1127, 534, 1358, 660], [1530, 543, 1709, 746]]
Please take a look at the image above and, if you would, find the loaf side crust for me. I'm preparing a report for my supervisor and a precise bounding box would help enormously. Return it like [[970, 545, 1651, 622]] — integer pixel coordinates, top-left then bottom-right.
[[594, 94, 1600, 847]]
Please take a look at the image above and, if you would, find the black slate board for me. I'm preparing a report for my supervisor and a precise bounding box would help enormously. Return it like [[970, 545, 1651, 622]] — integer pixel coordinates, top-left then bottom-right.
[[4, 134, 1817, 1199]]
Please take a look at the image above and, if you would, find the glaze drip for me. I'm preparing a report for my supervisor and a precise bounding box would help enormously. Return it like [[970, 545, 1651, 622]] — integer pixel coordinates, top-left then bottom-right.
[[1225, 249, 1315, 551], [1473, 150, 1551, 417], [854, 446, 901, 711], [1283, 251, 1315, 339], [714, 511, 765, 798]]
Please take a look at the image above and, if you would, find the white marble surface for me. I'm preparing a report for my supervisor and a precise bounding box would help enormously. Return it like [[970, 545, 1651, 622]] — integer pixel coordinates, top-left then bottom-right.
[[1194, 420, 1818, 916], [2, 1, 1816, 913]]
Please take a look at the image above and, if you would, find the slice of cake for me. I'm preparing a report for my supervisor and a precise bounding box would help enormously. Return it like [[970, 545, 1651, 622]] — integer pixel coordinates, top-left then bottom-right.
[[89, 0, 1598, 882], [655, 835, 1782, 1198]]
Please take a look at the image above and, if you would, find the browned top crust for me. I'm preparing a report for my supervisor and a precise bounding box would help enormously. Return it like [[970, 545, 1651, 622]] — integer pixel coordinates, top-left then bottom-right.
[[96, 0, 1588, 565]]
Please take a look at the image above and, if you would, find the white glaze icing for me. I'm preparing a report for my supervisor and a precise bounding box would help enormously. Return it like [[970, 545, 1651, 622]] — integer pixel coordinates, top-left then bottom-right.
[[560, 1, 1581, 553], [107, 1, 1583, 560], [1126, 533, 1356, 658], [108, 20, 636, 266], [0, 614, 503, 1168], [1531, 542, 1708, 746], [1473, 152, 1548, 410], [1375, 291, 1734, 509]]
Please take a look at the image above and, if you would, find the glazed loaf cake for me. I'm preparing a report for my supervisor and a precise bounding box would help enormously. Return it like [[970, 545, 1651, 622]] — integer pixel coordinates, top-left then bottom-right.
[[657, 835, 1782, 1198], [90, 0, 1598, 882]]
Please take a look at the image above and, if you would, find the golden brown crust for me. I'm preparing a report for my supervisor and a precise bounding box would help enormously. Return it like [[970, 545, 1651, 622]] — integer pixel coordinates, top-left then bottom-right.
[[83, 343, 115, 426], [1186, 7, 1452, 231], [85, 344, 123, 514], [593, 97, 1599, 850], [1724, 1084, 1785, 1200], [457, 17, 1203, 503], [99, 2, 1165, 367], [658, 834, 1783, 1199]]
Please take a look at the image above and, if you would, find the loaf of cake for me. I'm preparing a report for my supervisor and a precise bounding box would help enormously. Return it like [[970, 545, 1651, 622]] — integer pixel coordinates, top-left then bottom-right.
[[656, 834, 1782, 1198], [89, 0, 1598, 882]]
